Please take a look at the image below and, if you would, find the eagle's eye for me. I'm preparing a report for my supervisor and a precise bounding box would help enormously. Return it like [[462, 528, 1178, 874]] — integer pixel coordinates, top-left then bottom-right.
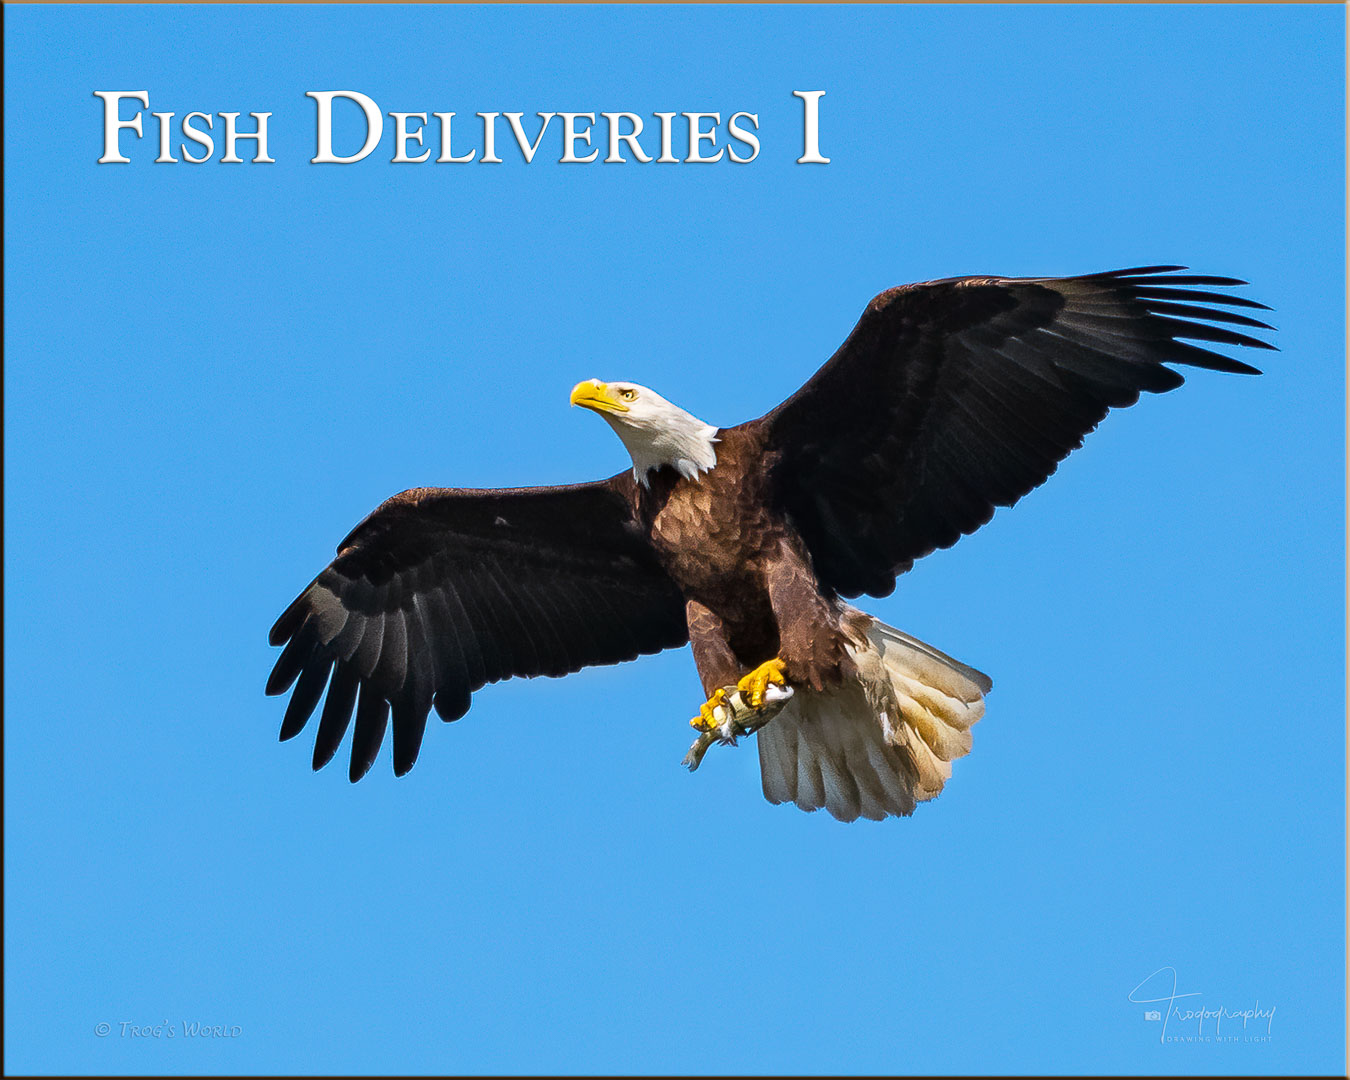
[[619, 389, 638, 402]]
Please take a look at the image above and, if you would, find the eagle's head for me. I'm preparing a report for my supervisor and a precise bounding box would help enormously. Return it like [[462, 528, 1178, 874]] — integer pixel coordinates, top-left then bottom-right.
[[570, 379, 719, 487]]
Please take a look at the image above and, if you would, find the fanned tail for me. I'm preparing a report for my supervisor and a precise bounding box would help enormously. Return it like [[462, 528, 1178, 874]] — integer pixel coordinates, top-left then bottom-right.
[[756, 610, 990, 821]]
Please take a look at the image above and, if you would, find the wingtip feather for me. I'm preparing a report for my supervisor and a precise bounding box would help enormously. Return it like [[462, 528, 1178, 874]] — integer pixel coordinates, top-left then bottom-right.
[[269, 591, 310, 647]]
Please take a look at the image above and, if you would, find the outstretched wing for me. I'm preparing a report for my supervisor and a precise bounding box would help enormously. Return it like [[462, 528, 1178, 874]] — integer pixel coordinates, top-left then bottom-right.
[[266, 474, 689, 780], [755, 267, 1275, 598]]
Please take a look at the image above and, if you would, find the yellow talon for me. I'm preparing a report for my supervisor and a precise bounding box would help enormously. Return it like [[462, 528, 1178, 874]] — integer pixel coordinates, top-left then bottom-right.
[[690, 687, 728, 732], [737, 657, 788, 709]]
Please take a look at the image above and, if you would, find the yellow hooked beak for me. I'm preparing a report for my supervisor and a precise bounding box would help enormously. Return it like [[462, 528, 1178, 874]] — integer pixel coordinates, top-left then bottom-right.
[[569, 378, 629, 415]]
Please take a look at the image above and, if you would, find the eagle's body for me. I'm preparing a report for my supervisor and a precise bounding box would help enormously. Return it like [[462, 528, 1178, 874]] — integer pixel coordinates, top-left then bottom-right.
[[639, 424, 848, 697], [268, 267, 1273, 820]]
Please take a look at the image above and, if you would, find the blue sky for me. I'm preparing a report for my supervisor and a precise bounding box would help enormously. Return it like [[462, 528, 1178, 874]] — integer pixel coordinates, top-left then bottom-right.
[[4, 4, 1343, 1075]]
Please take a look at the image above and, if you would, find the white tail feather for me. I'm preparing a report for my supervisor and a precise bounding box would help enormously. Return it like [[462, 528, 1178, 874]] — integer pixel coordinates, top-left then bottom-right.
[[756, 610, 991, 822]]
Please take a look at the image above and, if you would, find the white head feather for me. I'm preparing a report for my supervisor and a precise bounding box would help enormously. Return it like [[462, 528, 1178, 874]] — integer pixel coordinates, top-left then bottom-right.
[[570, 379, 719, 487]]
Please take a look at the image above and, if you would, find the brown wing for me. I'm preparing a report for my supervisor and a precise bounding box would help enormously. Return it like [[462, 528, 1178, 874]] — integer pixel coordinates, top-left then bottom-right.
[[753, 266, 1274, 598], [266, 473, 688, 780]]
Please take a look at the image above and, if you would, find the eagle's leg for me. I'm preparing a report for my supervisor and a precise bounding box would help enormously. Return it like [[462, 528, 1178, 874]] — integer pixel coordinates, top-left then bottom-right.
[[737, 657, 788, 709], [686, 599, 745, 733], [763, 538, 857, 691]]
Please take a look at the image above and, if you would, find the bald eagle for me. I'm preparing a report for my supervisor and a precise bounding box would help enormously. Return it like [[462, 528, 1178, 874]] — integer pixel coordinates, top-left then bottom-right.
[[268, 266, 1271, 821]]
